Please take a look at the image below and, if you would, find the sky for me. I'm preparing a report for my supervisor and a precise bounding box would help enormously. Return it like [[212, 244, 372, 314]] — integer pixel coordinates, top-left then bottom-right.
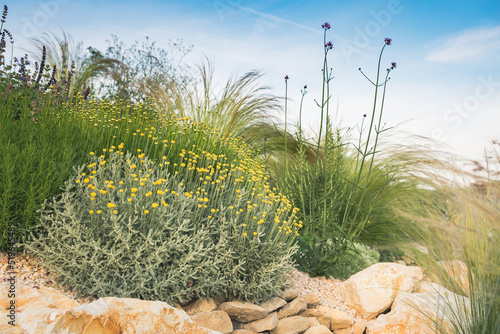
[[4, 0, 500, 163]]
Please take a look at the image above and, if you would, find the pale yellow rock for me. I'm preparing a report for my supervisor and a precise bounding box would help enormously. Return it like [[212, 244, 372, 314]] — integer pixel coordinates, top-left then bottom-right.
[[335, 263, 424, 320], [219, 301, 268, 323], [306, 316, 321, 327], [304, 325, 332, 334], [270, 316, 310, 334], [301, 294, 320, 308], [365, 287, 469, 334], [191, 310, 233, 334], [184, 298, 218, 315], [232, 330, 259, 334], [243, 311, 279, 332], [317, 306, 354, 331], [352, 319, 367, 334], [438, 260, 471, 296], [277, 296, 307, 319], [0, 282, 219, 334], [259, 296, 287, 313], [278, 288, 300, 301], [300, 308, 331, 328]]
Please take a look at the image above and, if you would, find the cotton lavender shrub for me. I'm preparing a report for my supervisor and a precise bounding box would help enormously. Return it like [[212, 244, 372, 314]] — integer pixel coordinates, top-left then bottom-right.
[[20, 144, 300, 305]]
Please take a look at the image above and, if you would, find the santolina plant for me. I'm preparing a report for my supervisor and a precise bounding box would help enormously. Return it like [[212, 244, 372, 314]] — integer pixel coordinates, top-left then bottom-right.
[[21, 144, 300, 304]]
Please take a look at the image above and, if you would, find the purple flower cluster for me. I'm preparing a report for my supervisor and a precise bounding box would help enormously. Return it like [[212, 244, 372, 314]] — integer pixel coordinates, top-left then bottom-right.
[[391, 62, 397, 69], [384, 38, 392, 45], [284, 75, 289, 81], [325, 41, 333, 50], [322, 22, 331, 30]]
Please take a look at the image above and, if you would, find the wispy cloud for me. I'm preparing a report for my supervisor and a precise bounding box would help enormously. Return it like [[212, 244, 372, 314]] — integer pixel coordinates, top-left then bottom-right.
[[425, 25, 500, 63]]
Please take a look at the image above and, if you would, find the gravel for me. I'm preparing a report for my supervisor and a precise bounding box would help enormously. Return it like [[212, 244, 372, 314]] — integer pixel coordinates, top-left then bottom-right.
[[1, 251, 356, 317]]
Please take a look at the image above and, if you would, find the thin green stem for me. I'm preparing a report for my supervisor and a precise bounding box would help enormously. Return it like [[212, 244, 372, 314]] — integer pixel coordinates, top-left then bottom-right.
[[341, 43, 387, 231], [284, 77, 288, 182]]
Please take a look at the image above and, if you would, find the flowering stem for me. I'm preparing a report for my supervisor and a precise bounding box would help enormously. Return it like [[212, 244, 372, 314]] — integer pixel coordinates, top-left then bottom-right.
[[341, 41, 388, 233], [284, 75, 289, 181]]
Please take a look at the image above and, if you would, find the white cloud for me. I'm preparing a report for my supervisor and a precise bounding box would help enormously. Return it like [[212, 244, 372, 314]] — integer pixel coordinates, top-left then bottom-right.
[[425, 25, 500, 63]]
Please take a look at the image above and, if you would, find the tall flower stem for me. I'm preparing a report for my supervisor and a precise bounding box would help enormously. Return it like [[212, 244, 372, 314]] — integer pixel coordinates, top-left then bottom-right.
[[341, 39, 392, 236], [284, 75, 289, 181]]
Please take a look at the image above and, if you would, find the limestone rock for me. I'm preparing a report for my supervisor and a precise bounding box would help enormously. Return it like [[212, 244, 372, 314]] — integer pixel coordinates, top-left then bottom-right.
[[318, 307, 354, 331], [366, 285, 470, 334], [278, 288, 300, 301], [352, 319, 367, 334], [191, 310, 233, 334], [270, 316, 310, 334], [184, 298, 218, 315], [300, 308, 331, 328], [243, 312, 279, 332], [306, 316, 321, 327], [438, 260, 471, 296], [259, 297, 287, 313], [304, 325, 332, 334], [219, 301, 268, 323], [301, 294, 320, 308], [232, 330, 259, 334], [277, 296, 307, 319], [0, 282, 220, 334], [335, 263, 423, 320]]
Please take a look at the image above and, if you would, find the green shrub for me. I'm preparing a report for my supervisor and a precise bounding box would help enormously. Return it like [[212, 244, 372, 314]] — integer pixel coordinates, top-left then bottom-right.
[[21, 145, 299, 304]]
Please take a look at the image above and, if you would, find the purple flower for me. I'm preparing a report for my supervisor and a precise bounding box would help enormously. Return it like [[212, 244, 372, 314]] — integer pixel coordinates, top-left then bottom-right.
[[325, 41, 333, 50], [391, 62, 397, 69], [322, 22, 331, 30], [304, 85, 307, 89], [384, 38, 392, 45], [363, 114, 367, 117], [284, 75, 289, 81]]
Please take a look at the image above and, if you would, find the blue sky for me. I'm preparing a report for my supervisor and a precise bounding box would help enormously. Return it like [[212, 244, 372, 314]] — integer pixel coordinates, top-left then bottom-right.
[[5, 0, 500, 162]]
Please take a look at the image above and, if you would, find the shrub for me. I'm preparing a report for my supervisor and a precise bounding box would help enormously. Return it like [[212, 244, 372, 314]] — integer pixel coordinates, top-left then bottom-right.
[[21, 145, 299, 304]]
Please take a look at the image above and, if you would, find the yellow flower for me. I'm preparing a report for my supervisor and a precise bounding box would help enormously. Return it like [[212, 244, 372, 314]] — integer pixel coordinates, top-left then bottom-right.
[[83, 178, 90, 184], [211, 209, 216, 213], [144, 210, 149, 214], [253, 232, 257, 235], [152, 203, 159, 208], [81, 173, 86, 176], [89, 210, 94, 214], [97, 210, 102, 214], [107, 203, 116, 208], [92, 170, 97, 174], [76, 180, 80, 183], [100, 161, 106, 165], [130, 164, 137, 169], [100, 190, 107, 194], [243, 233, 247, 236], [131, 188, 138, 193], [137, 149, 141, 152], [157, 190, 164, 195], [113, 210, 118, 214], [90, 152, 95, 155], [127, 198, 132, 202]]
